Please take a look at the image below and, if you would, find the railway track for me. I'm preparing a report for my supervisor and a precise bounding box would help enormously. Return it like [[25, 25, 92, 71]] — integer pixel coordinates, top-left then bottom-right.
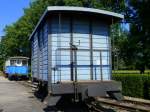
[[17, 80, 38, 91], [94, 97, 150, 112], [86, 100, 115, 112], [19, 81, 150, 112]]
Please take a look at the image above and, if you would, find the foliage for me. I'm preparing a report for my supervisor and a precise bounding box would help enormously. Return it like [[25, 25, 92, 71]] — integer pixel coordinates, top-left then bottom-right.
[[28, 73, 32, 80], [113, 74, 150, 99], [110, 0, 150, 71], [124, 0, 150, 71], [111, 24, 129, 70]]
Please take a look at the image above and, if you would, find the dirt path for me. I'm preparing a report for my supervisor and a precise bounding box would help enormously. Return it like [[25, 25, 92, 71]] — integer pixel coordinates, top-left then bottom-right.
[[0, 76, 46, 112]]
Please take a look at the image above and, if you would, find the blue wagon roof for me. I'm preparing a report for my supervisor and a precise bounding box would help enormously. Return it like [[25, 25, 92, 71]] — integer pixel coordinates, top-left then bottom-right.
[[8, 56, 29, 60], [29, 6, 124, 40]]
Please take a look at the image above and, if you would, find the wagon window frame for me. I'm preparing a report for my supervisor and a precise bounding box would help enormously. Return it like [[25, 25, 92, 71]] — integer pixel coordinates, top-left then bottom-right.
[[10, 60, 16, 66], [22, 60, 27, 66]]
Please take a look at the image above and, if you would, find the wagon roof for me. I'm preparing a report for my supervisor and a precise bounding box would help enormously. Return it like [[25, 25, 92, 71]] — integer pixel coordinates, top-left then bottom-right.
[[8, 56, 29, 60], [29, 6, 124, 40]]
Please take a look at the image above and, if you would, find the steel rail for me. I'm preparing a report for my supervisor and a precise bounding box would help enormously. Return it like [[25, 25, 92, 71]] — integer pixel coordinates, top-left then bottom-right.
[[96, 97, 150, 112]]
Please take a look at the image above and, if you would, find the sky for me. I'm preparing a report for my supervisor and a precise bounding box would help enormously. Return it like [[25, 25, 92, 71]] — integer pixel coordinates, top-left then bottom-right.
[[0, 0, 30, 36]]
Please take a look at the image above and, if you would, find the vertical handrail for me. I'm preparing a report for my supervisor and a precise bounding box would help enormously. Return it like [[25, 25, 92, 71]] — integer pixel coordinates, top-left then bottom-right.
[[100, 51, 103, 81], [94, 67, 97, 80], [70, 16, 74, 81], [74, 49, 79, 102], [74, 50, 77, 82], [89, 19, 93, 80], [58, 13, 62, 82]]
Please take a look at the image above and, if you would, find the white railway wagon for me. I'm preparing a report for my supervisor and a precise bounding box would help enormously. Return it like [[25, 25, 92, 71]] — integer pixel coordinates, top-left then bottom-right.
[[29, 6, 124, 105]]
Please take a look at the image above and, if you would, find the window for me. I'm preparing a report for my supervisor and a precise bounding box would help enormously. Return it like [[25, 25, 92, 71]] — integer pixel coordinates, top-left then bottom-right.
[[17, 60, 21, 64], [10, 60, 16, 66], [22, 60, 27, 66]]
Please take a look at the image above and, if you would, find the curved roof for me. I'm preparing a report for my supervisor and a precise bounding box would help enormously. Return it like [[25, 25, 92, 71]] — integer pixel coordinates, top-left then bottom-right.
[[8, 56, 29, 60], [47, 6, 124, 18], [29, 6, 124, 40]]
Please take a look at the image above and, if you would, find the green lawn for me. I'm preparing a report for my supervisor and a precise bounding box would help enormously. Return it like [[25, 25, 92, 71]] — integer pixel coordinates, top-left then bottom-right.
[[112, 70, 150, 74]]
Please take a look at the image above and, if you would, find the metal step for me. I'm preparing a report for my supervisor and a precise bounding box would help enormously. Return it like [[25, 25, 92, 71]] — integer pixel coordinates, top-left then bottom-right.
[[48, 96, 61, 106], [107, 91, 124, 101], [31, 82, 39, 91]]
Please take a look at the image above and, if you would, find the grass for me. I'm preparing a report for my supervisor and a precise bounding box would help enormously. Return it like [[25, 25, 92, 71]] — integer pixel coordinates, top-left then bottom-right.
[[112, 70, 150, 74]]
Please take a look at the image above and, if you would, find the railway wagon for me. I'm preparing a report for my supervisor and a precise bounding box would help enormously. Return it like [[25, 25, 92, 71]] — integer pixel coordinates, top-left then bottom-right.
[[29, 6, 124, 105], [4, 56, 29, 80]]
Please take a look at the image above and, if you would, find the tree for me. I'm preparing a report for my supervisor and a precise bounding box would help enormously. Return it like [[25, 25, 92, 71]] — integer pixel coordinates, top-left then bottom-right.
[[126, 0, 150, 73], [111, 23, 129, 70]]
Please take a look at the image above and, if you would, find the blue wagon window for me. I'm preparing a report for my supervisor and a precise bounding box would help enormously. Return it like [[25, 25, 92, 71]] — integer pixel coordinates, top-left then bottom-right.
[[22, 60, 27, 66], [17, 60, 21, 64], [10, 60, 16, 66]]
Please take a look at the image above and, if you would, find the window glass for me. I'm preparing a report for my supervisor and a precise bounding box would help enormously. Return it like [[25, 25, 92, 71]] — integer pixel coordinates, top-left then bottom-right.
[[17, 60, 21, 64], [10, 60, 16, 66], [22, 60, 27, 66]]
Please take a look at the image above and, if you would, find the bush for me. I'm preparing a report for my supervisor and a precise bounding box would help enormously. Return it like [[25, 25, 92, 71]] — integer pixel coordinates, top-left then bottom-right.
[[142, 74, 150, 99], [28, 73, 32, 80], [112, 74, 150, 99]]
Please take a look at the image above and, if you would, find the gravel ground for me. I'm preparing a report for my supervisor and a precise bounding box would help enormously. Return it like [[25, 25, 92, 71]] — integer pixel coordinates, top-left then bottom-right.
[[0, 76, 46, 112], [2, 75, 145, 112]]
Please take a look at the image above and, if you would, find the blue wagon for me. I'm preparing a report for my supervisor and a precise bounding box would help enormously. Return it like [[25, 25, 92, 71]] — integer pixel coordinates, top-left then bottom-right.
[[4, 56, 29, 80]]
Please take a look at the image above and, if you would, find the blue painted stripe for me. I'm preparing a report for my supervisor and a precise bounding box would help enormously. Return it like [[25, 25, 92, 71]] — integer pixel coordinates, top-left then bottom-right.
[[5, 66, 28, 75], [56, 65, 110, 68]]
